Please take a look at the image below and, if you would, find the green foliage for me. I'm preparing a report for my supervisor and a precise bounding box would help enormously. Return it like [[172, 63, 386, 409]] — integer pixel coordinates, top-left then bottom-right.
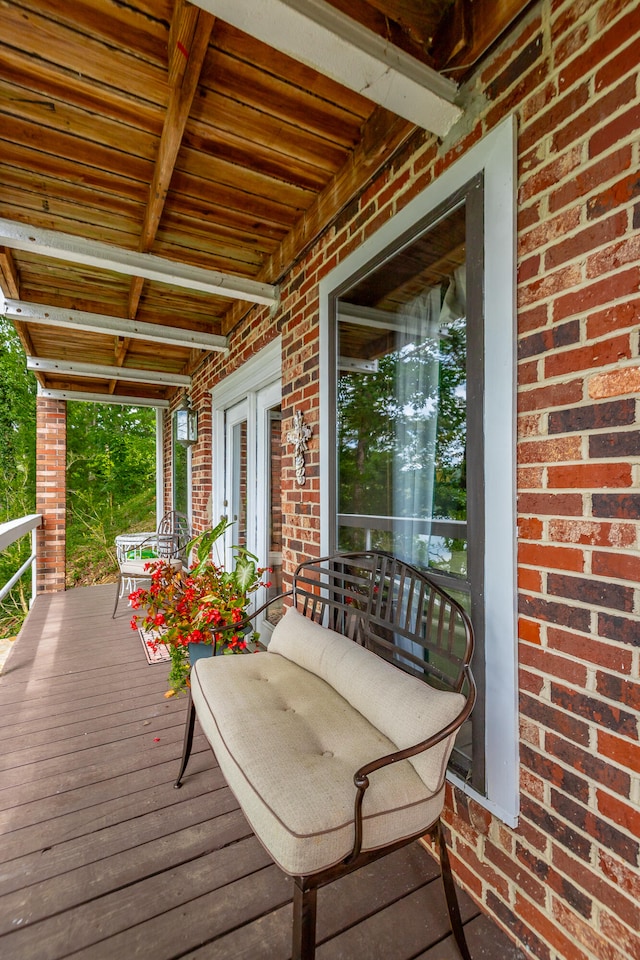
[[66, 401, 157, 564], [130, 523, 269, 694], [0, 318, 37, 637], [337, 312, 468, 575], [0, 315, 157, 637]]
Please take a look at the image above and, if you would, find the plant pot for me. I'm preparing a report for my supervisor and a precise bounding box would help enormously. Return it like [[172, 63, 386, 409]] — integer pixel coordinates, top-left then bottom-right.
[[188, 642, 216, 666]]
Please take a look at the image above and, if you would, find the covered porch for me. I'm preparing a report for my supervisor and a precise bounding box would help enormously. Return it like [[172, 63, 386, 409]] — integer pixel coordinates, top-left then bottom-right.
[[0, 584, 524, 959], [2, 1, 640, 958]]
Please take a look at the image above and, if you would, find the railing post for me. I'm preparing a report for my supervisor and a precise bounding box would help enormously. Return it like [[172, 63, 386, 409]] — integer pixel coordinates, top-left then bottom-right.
[[31, 526, 38, 607], [35, 392, 67, 594]]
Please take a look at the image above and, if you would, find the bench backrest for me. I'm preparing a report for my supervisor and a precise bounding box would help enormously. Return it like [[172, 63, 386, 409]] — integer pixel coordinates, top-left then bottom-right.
[[289, 551, 474, 697]]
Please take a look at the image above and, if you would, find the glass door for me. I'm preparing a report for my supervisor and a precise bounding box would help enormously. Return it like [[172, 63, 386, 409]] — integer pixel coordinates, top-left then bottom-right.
[[215, 374, 282, 639], [255, 383, 283, 639], [224, 399, 249, 558]]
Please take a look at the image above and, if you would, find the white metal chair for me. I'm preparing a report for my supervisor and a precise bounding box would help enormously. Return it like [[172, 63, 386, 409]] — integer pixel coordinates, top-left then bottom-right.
[[112, 511, 191, 617]]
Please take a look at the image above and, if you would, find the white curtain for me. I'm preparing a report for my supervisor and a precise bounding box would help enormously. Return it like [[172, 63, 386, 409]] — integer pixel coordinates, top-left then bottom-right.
[[392, 266, 466, 569]]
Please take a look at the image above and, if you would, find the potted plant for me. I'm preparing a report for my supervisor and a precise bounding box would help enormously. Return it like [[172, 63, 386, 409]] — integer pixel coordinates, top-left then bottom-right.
[[129, 518, 271, 694]]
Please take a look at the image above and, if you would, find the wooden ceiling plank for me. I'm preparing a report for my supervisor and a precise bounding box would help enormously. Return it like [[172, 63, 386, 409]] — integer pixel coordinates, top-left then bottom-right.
[[204, 48, 368, 146], [15, 0, 171, 67], [222, 106, 415, 334], [212, 19, 373, 118], [0, 116, 153, 186], [186, 93, 349, 178], [168, 167, 302, 229], [1, 2, 169, 106], [193, 0, 461, 134], [0, 141, 149, 205], [0, 79, 159, 164], [1, 165, 143, 224], [0, 217, 279, 305], [4, 299, 228, 353], [177, 146, 316, 211], [1, 50, 161, 135]]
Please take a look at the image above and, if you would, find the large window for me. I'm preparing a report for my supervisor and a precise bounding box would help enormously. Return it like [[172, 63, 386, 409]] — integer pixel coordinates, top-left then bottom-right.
[[320, 117, 518, 824], [335, 182, 484, 787]]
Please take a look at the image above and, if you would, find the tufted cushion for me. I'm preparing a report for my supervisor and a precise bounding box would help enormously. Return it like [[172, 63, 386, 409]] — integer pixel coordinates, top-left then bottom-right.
[[191, 651, 445, 876], [269, 607, 465, 792]]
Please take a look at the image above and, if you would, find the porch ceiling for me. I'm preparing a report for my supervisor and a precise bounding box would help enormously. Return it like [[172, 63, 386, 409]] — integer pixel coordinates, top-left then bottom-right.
[[0, 0, 531, 406]]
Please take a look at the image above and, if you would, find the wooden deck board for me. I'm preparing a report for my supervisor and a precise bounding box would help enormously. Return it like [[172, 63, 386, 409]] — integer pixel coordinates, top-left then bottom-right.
[[0, 584, 525, 960]]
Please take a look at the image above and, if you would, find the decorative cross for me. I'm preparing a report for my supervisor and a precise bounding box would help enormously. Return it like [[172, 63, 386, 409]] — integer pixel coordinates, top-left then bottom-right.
[[286, 410, 313, 486]]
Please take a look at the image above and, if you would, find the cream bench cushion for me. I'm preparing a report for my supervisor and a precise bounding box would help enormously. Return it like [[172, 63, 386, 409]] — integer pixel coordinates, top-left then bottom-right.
[[190, 607, 465, 877], [118, 556, 183, 577]]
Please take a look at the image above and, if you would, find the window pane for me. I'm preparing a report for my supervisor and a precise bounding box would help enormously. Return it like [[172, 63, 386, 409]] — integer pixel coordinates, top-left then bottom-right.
[[337, 203, 468, 587], [335, 200, 480, 786], [173, 421, 188, 515]]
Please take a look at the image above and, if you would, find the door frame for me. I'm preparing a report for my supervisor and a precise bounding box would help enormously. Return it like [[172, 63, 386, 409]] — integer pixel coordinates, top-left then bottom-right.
[[211, 338, 282, 616]]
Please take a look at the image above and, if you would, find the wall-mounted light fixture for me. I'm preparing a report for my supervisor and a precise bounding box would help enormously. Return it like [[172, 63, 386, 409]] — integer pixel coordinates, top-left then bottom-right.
[[174, 392, 198, 447]]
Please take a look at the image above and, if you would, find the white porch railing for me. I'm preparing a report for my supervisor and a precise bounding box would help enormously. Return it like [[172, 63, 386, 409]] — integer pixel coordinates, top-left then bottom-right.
[[0, 514, 43, 606]]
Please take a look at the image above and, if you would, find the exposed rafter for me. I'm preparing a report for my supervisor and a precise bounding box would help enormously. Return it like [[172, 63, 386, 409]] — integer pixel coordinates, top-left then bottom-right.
[[193, 0, 462, 135], [0, 218, 279, 307], [128, 3, 216, 320], [3, 300, 228, 353], [26, 357, 191, 387], [0, 246, 38, 364]]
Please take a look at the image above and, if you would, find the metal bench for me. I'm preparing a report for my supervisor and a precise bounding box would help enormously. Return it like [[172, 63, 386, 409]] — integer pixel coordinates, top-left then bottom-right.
[[175, 551, 476, 960]]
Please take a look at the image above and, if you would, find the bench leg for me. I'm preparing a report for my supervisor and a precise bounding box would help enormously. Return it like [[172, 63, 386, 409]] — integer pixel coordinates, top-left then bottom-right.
[[174, 692, 197, 789], [436, 820, 473, 960], [292, 879, 317, 960]]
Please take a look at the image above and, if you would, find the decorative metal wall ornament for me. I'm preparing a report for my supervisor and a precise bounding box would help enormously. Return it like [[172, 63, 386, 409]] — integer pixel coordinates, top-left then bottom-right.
[[286, 410, 313, 486]]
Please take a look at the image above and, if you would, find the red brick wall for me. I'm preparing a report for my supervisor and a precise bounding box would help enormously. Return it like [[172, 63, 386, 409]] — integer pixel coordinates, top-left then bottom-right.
[[187, 2, 640, 957], [35, 395, 66, 593]]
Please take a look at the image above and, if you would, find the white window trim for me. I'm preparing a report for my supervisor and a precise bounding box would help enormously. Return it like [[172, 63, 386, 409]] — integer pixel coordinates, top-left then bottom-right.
[[210, 337, 282, 551], [155, 408, 164, 526], [319, 115, 519, 826]]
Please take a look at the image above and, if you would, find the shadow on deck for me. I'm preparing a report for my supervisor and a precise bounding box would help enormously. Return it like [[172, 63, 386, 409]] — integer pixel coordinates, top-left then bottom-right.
[[0, 585, 525, 959]]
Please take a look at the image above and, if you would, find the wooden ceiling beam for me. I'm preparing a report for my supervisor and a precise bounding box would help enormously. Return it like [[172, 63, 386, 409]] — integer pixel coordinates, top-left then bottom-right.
[[222, 106, 415, 334], [193, 0, 461, 135], [0, 218, 278, 306], [0, 245, 40, 374], [128, 5, 214, 321], [3, 299, 228, 353]]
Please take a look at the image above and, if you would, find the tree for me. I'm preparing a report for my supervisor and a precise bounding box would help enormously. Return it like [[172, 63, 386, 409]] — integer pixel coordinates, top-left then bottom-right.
[[0, 317, 37, 633], [0, 315, 158, 629]]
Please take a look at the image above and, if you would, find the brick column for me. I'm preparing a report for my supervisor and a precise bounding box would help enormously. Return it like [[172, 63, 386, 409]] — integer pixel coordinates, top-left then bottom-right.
[[35, 395, 67, 594]]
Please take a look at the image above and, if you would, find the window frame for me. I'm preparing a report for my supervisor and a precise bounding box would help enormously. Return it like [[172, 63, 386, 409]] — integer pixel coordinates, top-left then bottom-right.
[[319, 115, 518, 825]]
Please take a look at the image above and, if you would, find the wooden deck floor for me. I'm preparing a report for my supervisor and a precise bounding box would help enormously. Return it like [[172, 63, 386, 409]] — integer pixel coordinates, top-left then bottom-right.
[[0, 585, 526, 960]]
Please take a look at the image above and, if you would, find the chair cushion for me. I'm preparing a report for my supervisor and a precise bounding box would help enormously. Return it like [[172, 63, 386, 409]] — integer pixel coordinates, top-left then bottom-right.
[[119, 557, 183, 576], [191, 651, 445, 877], [268, 607, 465, 792]]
